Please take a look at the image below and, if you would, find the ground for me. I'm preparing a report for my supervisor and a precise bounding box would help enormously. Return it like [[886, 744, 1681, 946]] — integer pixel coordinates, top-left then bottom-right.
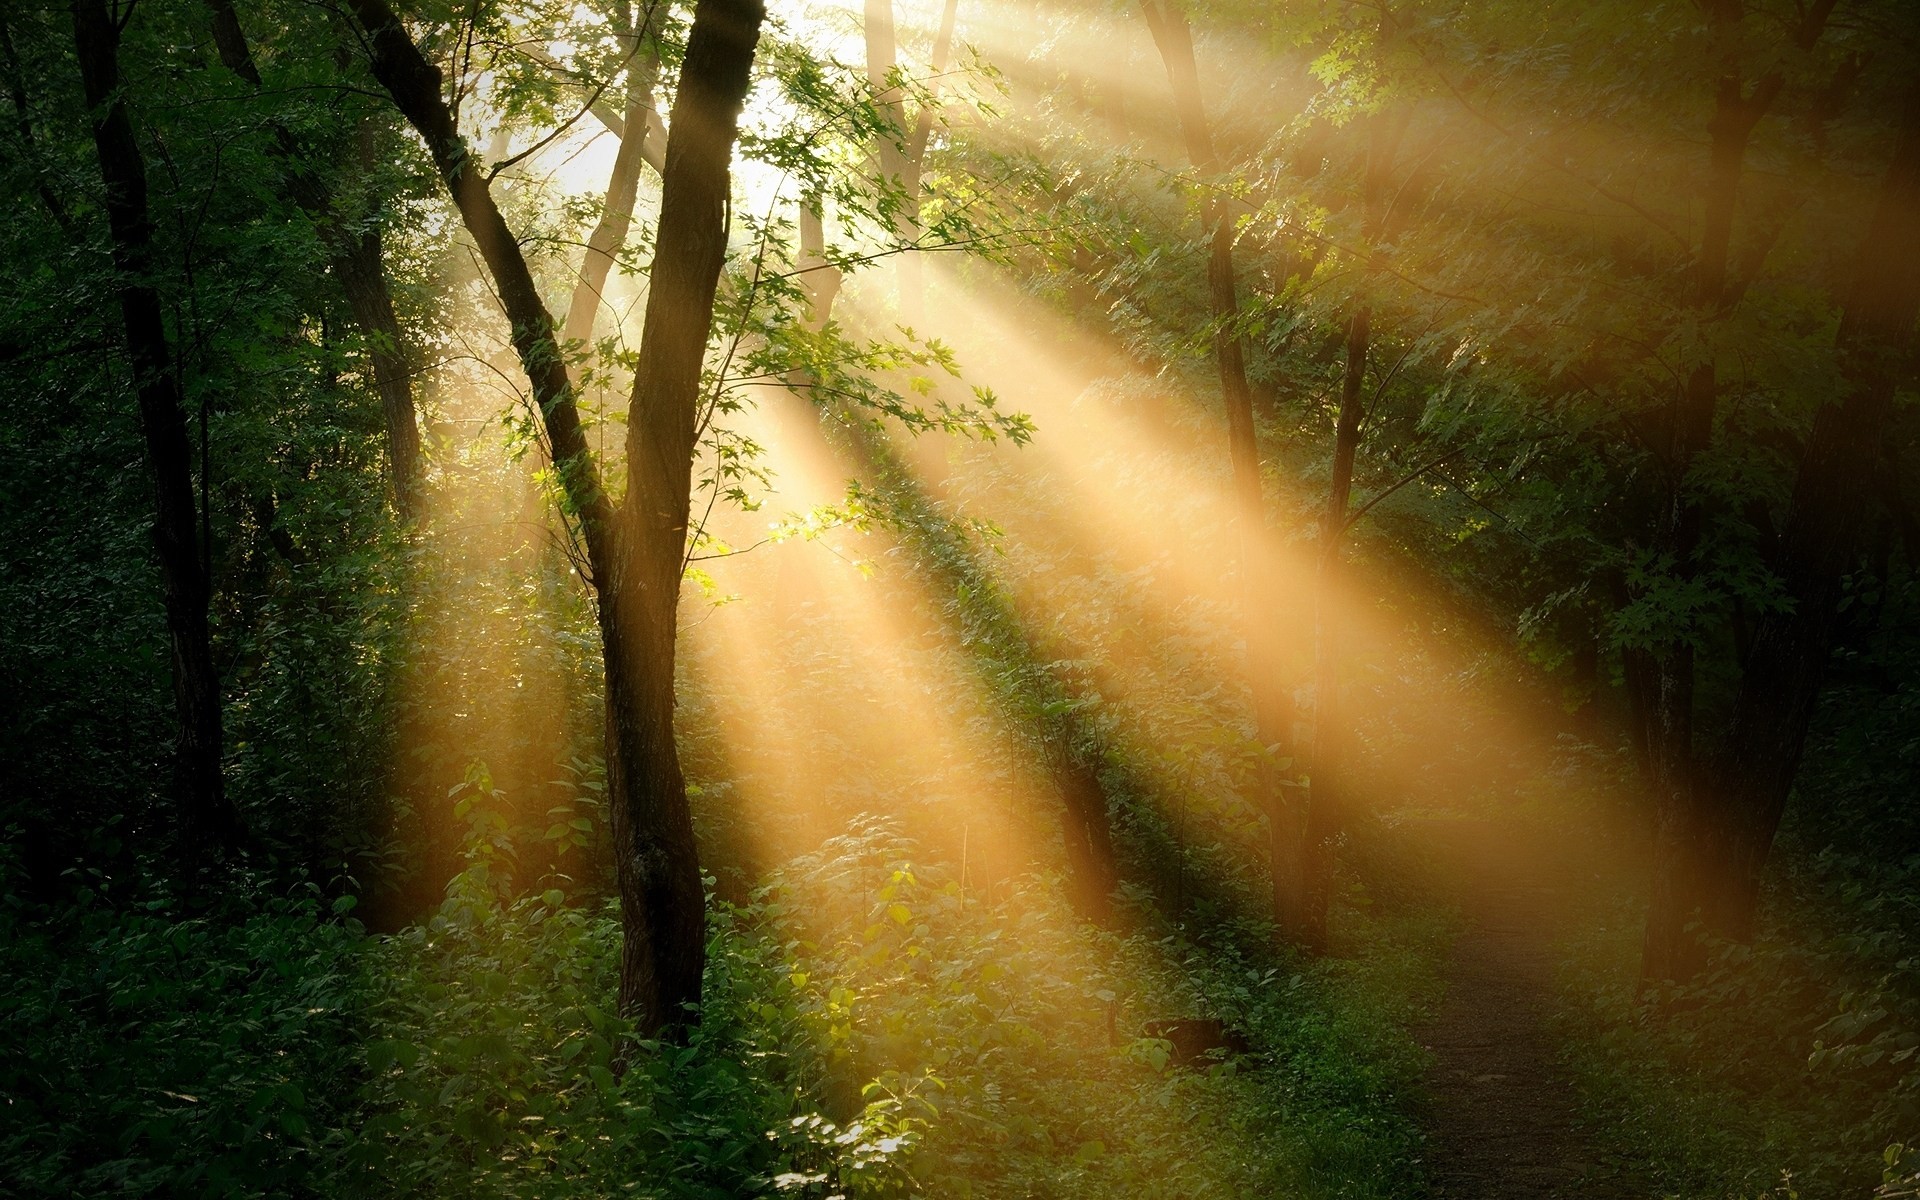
[[1409, 817, 1624, 1199]]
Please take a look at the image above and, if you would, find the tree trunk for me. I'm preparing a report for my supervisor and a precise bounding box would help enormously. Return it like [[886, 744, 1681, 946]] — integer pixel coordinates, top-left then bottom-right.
[[72, 0, 241, 852], [1054, 747, 1117, 923], [1141, 0, 1295, 931], [1639, 1, 1805, 984], [864, 0, 932, 323], [607, 0, 764, 1031], [893, 0, 959, 324], [1700, 83, 1920, 945], [204, 0, 423, 519], [1291, 305, 1369, 952], [349, 0, 764, 1033], [561, 5, 663, 357]]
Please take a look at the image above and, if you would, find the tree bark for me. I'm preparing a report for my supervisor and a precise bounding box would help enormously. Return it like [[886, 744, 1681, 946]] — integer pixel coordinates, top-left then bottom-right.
[[349, 0, 764, 1033], [1141, 0, 1295, 932], [1053, 746, 1117, 923], [204, 0, 423, 520], [608, 0, 763, 1032], [71, 0, 241, 850], [864, 0, 939, 323], [893, 0, 958, 324]]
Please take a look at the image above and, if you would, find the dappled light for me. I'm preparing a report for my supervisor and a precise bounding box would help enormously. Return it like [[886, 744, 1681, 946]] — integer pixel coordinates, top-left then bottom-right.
[[6, 0, 1919, 1197]]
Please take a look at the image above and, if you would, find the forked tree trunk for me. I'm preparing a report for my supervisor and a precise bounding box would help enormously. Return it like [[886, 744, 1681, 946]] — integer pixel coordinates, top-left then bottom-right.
[[1141, 0, 1295, 931], [897, 0, 959, 324], [350, 0, 765, 1033], [71, 0, 242, 853], [605, 0, 763, 1030], [204, 0, 423, 520]]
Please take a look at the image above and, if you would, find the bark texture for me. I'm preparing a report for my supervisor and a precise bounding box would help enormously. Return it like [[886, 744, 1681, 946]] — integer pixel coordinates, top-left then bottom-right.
[[607, 0, 764, 1032]]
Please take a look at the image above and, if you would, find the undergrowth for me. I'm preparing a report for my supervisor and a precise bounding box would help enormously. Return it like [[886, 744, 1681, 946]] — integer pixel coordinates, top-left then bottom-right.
[[1554, 836, 1920, 1198], [0, 819, 1440, 1198]]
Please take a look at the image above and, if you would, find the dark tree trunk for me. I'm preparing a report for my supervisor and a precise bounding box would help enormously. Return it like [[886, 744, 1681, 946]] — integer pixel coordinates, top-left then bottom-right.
[[608, 0, 764, 1032], [1700, 84, 1920, 945], [336, 230, 425, 520], [1638, 0, 1824, 984], [1054, 748, 1117, 923], [1142, 0, 1296, 930], [1282, 94, 1402, 951], [1291, 305, 1370, 952], [349, 0, 764, 1034], [71, 0, 241, 851], [204, 0, 423, 519]]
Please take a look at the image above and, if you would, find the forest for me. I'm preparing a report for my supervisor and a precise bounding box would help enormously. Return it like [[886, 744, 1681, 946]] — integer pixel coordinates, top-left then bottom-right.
[[3, 0, 1919, 1194]]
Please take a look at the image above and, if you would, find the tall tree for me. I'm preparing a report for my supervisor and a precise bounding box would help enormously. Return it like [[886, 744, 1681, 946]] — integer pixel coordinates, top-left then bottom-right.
[[201, 0, 424, 520], [1141, 0, 1296, 938], [1293, 102, 1411, 952], [862, 0, 957, 325], [1652, 79, 1920, 977], [349, 0, 766, 1033], [70, 0, 242, 852], [561, 0, 665, 360], [1640, 0, 1838, 984]]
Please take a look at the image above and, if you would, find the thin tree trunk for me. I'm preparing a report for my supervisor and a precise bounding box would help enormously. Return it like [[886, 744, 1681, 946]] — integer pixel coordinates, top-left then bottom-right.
[[795, 192, 841, 331], [349, 0, 764, 1033], [863, 0, 920, 322], [71, 0, 241, 850], [894, 0, 959, 324], [561, 3, 663, 357], [1293, 305, 1369, 951], [1702, 83, 1920, 944], [204, 0, 423, 519], [1141, 0, 1295, 932]]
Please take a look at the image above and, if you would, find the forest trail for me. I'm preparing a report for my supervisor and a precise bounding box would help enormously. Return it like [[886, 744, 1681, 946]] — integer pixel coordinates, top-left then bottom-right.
[[1407, 817, 1622, 1199]]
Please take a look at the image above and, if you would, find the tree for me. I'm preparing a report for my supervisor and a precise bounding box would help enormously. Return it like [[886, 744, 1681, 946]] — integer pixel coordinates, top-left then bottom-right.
[[201, 0, 424, 520], [1141, 0, 1297, 941], [349, 0, 766, 1033], [560, 0, 666, 361], [1638, 0, 1842, 984], [70, 0, 242, 853], [1654, 78, 1920, 976]]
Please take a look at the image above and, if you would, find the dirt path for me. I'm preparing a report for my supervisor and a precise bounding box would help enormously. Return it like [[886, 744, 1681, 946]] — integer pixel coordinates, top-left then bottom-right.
[[1409, 818, 1619, 1199]]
